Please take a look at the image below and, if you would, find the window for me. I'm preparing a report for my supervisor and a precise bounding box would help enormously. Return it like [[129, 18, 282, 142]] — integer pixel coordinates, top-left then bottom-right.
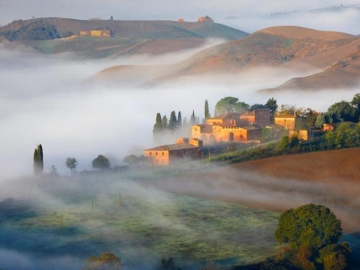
[[149, 152, 152, 156], [156, 152, 158, 156], [162, 152, 164, 156]]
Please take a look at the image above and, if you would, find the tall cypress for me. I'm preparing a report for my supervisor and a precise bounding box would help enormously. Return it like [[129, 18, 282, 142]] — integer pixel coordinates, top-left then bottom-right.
[[190, 110, 196, 125], [204, 100, 210, 119], [177, 111, 182, 128], [169, 111, 177, 130], [153, 113, 162, 135], [161, 115, 168, 129], [33, 144, 44, 174]]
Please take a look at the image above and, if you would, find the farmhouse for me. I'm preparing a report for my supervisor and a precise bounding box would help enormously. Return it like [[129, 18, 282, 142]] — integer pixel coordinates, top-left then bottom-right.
[[191, 108, 270, 144], [274, 113, 312, 141], [323, 122, 356, 131], [198, 16, 214, 23], [144, 138, 203, 166], [79, 30, 111, 37]]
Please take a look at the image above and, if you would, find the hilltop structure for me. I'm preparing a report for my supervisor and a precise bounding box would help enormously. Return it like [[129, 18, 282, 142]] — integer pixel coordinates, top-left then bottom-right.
[[79, 30, 110, 37], [144, 138, 203, 166], [274, 113, 311, 140], [198, 16, 214, 23], [191, 108, 270, 143]]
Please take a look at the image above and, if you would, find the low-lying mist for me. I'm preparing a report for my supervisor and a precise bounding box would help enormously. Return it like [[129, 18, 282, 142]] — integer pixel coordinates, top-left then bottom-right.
[[1, 45, 359, 180]]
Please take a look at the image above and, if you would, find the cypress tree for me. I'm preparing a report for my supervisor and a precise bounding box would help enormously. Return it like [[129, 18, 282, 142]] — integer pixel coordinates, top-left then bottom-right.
[[169, 111, 177, 130], [190, 110, 196, 125], [204, 100, 210, 119], [153, 113, 162, 134], [161, 115, 168, 129], [177, 111, 182, 128], [33, 144, 44, 174]]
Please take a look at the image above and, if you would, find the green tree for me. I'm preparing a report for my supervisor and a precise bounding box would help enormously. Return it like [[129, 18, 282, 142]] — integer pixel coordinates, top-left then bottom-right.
[[123, 154, 138, 165], [110, 16, 114, 21], [351, 93, 360, 110], [177, 111, 182, 128], [326, 101, 358, 123], [83, 252, 122, 270], [215, 97, 249, 115], [204, 100, 210, 119], [190, 110, 196, 125], [275, 204, 342, 250], [33, 144, 44, 174], [290, 135, 300, 149], [265, 97, 278, 118], [92, 155, 110, 170], [161, 115, 168, 129], [315, 114, 325, 128], [153, 113, 162, 135], [65, 157, 78, 173], [249, 103, 267, 111], [262, 128, 274, 142], [169, 111, 177, 130], [276, 136, 290, 151]]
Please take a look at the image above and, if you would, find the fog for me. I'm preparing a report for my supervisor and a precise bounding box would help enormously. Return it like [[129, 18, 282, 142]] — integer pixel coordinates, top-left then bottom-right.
[[1, 45, 359, 180]]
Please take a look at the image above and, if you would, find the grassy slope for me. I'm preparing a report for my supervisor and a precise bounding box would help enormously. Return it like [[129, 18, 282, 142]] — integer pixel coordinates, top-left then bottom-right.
[[0, 174, 279, 269]]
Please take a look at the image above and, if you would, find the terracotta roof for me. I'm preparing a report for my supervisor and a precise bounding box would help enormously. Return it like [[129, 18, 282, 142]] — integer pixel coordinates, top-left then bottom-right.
[[145, 143, 198, 152]]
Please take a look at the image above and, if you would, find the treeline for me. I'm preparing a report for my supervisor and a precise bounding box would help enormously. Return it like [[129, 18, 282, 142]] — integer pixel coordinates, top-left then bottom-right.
[[0, 20, 73, 41]]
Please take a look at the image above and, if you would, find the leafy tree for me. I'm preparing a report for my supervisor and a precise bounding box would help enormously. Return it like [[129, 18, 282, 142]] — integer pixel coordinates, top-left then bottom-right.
[[92, 155, 110, 170], [325, 122, 360, 148], [276, 136, 289, 151], [65, 157, 78, 172], [83, 252, 122, 270], [275, 204, 342, 250], [319, 242, 351, 270], [153, 113, 162, 134], [326, 101, 358, 123], [157, 257, 181, 270], [265, 97, 278, 118], [123, 155, 139, 165], [215, 97, 249, 115], [290, 135, 300, 149], [315, 114, 325, 128], [169, 111, 177, 130], [33, 144, 44, 174], [204, 100, 210, 119], [351, 93, 360, 110], [110, 16, 114, 21]]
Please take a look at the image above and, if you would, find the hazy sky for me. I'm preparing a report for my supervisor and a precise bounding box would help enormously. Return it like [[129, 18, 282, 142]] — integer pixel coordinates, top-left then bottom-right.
[[0, 0, 358, 27]]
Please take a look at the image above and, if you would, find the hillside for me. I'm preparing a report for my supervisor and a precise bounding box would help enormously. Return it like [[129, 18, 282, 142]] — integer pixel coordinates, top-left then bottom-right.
[[146, 148, 360, 233], [0, 17, 248, 58], [95, 26, 358, 85]]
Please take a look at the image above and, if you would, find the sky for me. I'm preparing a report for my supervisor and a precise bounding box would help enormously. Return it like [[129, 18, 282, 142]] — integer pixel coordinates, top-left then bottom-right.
[[1, 0, 360, 33]]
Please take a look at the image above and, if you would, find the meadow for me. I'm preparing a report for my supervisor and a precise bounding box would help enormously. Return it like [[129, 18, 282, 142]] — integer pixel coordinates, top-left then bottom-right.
[[0, 172, 281, 269]]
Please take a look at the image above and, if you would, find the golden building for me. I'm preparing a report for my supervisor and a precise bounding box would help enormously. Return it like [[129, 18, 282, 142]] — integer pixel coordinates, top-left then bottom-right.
[[191, 109, 270, 144], [274, 114, 297, 130], [79, 30, 111, 37], [144, 138, 203, 166]]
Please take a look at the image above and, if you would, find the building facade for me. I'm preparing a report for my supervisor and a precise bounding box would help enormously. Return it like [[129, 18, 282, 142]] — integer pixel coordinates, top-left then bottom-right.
[[191, 109, 270, 144], [79, 30, 111, 37], [144, 138, 203, 166]]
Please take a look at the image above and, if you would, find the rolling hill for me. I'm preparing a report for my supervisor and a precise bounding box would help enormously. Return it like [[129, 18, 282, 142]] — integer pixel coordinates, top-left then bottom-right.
[[0, 17, 248, 58], [93, 26, 360, 89]]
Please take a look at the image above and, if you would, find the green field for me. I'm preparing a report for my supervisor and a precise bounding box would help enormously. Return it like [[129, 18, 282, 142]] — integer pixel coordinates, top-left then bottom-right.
[[0, 173, 281, 269]]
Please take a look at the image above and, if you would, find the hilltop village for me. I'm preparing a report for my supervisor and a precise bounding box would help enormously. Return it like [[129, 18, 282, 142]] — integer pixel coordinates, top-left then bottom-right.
[[143, 94, 360, 166]]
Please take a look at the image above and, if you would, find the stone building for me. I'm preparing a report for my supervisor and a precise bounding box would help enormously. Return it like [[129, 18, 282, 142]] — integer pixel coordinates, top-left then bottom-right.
[[144, 138, 203, 166], [79, 30, 111, 37], [191, 109, 270, 144], [274, 114, 297, 130], [198, 16, 214, 23]]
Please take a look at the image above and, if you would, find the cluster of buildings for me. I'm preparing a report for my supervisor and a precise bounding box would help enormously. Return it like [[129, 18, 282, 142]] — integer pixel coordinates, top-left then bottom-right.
[[144, 108, 313, 166], [178, 16, 214, 23]]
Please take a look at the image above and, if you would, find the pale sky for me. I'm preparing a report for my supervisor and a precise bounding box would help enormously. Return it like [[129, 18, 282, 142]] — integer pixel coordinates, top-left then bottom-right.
[[0, 0, 358, 26]]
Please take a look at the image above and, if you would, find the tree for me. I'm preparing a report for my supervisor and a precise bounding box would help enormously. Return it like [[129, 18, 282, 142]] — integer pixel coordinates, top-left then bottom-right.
[[66, 157, 78, 172], [83, 252, 122, 270], [351, 93, 360, 110], [177, 111, 182, 128], [153, 113, 162, 135], [276, 136, 290, 151], [110, 16, 114, 21], [123, 155, 139, 165], [92, 155, 110, 170], [33, 144, 44, 174], [169, 111, 177, 130], [161, 115, 168, 129], [215, 97, 249, 115], [204, 100, 210, 119], [326, 101, 358, 123], [315, 114, 325, 129], [249, 103, 267, 111], [275, 204, 342, 250], [190, 110, 196, 125], [265, 97, 278, 118]]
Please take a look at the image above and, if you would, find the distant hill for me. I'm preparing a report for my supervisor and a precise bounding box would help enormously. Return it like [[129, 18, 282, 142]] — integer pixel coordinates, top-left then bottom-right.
[[0, 17, 248, 58]]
